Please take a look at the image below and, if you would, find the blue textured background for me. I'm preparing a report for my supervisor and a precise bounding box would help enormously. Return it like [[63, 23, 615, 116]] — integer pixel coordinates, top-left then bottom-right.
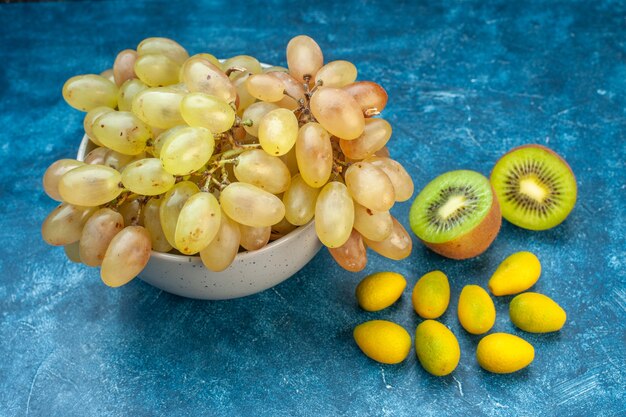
[[1, 1, 625, 416]]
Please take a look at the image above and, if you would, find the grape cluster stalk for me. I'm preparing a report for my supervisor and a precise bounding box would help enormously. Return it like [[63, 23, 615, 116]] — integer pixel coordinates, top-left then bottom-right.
[[41, 35, 414, 287]]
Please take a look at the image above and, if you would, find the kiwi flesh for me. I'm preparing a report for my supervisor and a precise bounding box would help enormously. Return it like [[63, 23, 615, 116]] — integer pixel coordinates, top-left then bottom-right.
[[409, 170, 501, 259], [490, 144, 577, 231]]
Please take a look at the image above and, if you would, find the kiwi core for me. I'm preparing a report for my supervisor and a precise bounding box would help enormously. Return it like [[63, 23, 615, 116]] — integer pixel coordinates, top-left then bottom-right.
[[519, 175, 549, 203], [438, 195, 467, 220]]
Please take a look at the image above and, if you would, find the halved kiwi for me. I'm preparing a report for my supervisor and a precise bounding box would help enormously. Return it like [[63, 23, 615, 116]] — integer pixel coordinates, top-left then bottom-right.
[[409, 170, 501, 259], [490, 144, 577, 230]]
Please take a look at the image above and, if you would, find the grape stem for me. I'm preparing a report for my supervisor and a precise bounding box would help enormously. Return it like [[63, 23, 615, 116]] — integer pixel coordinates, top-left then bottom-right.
[[225, 67, 248, 77]]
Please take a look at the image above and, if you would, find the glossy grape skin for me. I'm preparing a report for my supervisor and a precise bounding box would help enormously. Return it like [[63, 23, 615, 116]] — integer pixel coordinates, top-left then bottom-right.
[[233, 73, 257, 113], [268, 71, 305, 110], [141, 197, 173, 252], [239, 225, 271, 251], [181, 57, 237, 104], [113, 49, 138, 86], [245, 73, 285, 102], [62, 74, 118, 112], [43, 159, 85, 201], [234, 149, 291, 194], [100, 69, 115, 83], [180, 92, 235, 134], [151, 126, 186, 157], [58, 165, 122, 207], [101, 226, 152, 287], [328, 229, 367, 272], [219, 182, 285, 227], [83, 106, 114, 146], [286, 35, 324, 83], [340, 118, 392, 160], [131, 87, 186, 129], [41, 203, 96, 246], [310, 87, 364, 140], [79, 208, 124, 266], [295, 122, 333, 188], [344, 161, 395, 212], [258, 108, 299, 156], [104, 149, 146, 171], [137, 37, 189, 65], [121, 158, 175, 196], [315, 181, 355, 248], [84, 147, 108, 165], [117, 79, 148, 111], [314, 60, 358, 88], [342, 81, 388, 115], [283, 174, 320, 226], [175, 192, 221, 255], [92, 111, 152, 155], [242, 102, 279, 137], [63, 242, 82, 263], [363, 217, 412, 260], [199, 211, 241, 272], [159, 181, 199, 248], [222, 55, 262, 76], [134, 53, 181, 87], [159, 127, 214, 175], [366, 156, 414, 202], [353, 202, 393, 242]]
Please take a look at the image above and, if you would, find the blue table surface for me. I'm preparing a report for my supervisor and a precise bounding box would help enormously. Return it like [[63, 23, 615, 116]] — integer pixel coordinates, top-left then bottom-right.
[[1, 1, 625, 416]]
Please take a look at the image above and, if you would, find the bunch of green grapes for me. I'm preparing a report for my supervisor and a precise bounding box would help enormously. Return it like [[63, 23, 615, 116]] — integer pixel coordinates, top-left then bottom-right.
[[41, 35, 414, 287]]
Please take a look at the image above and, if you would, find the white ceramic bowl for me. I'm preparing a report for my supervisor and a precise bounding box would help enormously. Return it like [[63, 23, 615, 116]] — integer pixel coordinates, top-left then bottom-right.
[[77, 135, 322, 300]]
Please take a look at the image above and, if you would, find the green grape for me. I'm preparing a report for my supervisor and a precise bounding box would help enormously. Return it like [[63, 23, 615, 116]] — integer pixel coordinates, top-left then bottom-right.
[[283, 173, 320, 226], [340, 118, 392, 160], [180, 92, 235, 134], [92, 110, 152, 155], [344, 161, 395, 212], [159, 181, 199, 248], [62, 74, 118, 111], [113, 49, 138, 86], [295, 122, 333, 188], [242, 102, 279, 137], [159, 127, 214, 175], [222, 55, 262, 77], [233, 73, 257, 114], [43, 159, 85, 201], [258, 108, 298, 156], [310, 87, 364, 140], [79, 208, 124, 266], [362, 217, 412, 260], [366, 156, 414, 202], [84, 147, 108, 165], [239, 224, 271, 251], [219, 182, 285, 227], [117, 79, 148, 111], [328, 229, 367, 272], [83, 106, 114, 146], [59, 165, 123, 207], [174, 192, 221, 255], [151, 125, 186, 157], [199, 210, 241, 272], [42, 203, 96, 246], [141, 197, 173, 252], [137, 37, 189, 65], [63, 241, 82, 263], [121, 158, 175, 195], [353, 202, 393, 242], [180, 57, 237, 104], [245, 74, 285, 102], [286, 35, 324, 83], [131, 86, 186, 129], [314, 182, 354, 248], [101, 225, 152, 287], [117, 195, 142, 227], [314, 60, 358, 88], [233, 149, 291, 194], [342, 81, 388, 115], [134, 53, 181, 87]]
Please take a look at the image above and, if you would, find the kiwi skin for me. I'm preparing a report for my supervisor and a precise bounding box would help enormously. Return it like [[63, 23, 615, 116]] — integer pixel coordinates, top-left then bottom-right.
[[422, 187, 502, 260]]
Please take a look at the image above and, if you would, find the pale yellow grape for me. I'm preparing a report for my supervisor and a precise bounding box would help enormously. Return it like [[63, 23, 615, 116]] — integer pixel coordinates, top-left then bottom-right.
[[367, 156, 414, 202], [101, 226, 152, 287], [62, 74, 118, 111], [295, 122, 333, 188], [113, 49, 138, 86], [280, 147, 300, 176], [43, 159, 85, 201], [263, 66, 289, 73], [340, 118, 392, 160], [151, 126, 186, 157], [83, 106, 114, 146], [41, 203, 96, 246], [180, 92, 235, 134], [269, 71, 305, 110], [310, 87, 364, 140], [175, 192, 221, 255], [141, 197, 173, 252], [222, 55, 262, 76], [219, 182, 285, 227], [258, 108, 299, 156], [92, 111, 152, 155], [181, 57, 237, 104], [84, 147, 108, 165], [100, 69, 114, 83], [271, 217, 297, 240], [117, 79, 148, 111], [245, 74, 285, 102], [117, 195, 142, 227], [234, 149, 291, 194], [363, 217, 412, 260], [314, 60, 357, 88], [104, 150, 146, 171], [353, 202, 393, 242], [345, 161, 395, 212], [131, 87, 186, 129], [188, 53, 221, 68], [79, 208, 124, 266], [137, 37, 189, 65], [59, 165, 122, 207], [159, 181, 199, 248], [121, 158, 175, 195], [242, 102, 278, 137], [239, 225, 271, 251], [315, 182, 355, 248], [233, 73, 257, 113], [134, 53, 181, 87], [283, 174, 320, 226], [159, 127, 214, 175], [200, 210, 241, 272], [286, 35, 324, 83], [64, 242, 82, 263]]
